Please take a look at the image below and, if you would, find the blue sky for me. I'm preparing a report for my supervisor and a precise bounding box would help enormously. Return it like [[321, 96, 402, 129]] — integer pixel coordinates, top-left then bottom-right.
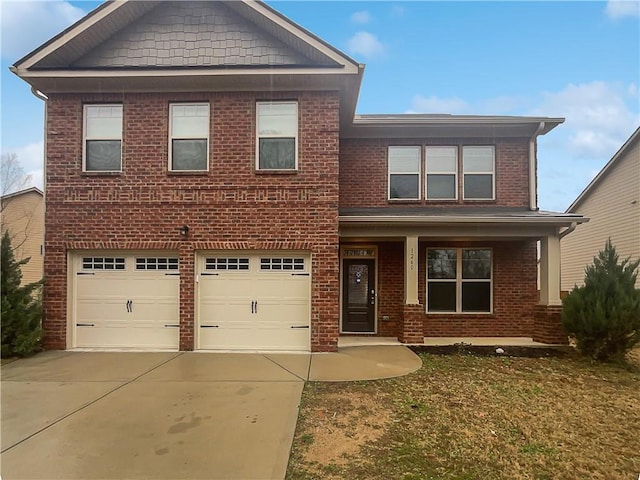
[[1, 0, 638, 211]]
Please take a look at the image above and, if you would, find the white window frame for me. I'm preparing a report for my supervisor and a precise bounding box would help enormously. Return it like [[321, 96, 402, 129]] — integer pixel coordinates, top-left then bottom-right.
[[388, 146, 421, 200], [83, 104, 123, 172], [168, 102, 210, 172], [256, 101, 298, 171], [462, 146, 495, 200], [426, 248, 493, 313], [425, 146, 458, 201]]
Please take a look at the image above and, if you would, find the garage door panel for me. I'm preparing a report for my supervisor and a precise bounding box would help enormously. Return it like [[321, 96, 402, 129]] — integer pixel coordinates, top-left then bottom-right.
[[197, 253, 310, 351], [74, 254, 179, 350], [77, 324, 178, 349]]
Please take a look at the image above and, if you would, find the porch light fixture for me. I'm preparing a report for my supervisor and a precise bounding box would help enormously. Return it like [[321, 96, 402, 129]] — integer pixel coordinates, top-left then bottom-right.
[[179, 225, 189, 237]]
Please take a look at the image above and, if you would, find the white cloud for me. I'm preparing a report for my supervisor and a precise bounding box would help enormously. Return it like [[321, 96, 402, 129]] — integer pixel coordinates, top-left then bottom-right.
[[347, 31, 385, 59], [350, 11, 371, 25], [605, 0, 640, 19], [2, 141, 44, 191], [533, 81, 639, 158], [1, 0, 86, 60], [391, 5, 405, 17]]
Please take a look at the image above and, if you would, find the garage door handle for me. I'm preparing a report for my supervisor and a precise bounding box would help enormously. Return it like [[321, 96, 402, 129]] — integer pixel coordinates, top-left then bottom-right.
[[291, 273, 310, 276], [201, 325, 219, 328], [77, 272, 95, 276], [164, 273, 180, 276], [201, 272, 219, 276], [126, 300, 133, 313], [291, 325, 309, 329], [164, 324, 179, 328], [76, 323, 95, 327]]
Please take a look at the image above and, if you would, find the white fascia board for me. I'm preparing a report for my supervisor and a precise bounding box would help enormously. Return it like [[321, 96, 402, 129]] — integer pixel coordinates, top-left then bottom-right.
[[16, 67, 351, 79], [15, 1, 127, 71], [244, 0, 361, 73], [339, 215, 586, 225]]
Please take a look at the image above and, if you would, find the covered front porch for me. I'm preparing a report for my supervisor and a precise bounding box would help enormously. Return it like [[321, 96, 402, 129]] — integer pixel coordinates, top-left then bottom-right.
[[338, 207, 585, 345]]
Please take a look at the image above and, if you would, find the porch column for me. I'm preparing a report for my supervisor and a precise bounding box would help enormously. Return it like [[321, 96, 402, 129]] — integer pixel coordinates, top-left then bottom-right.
[[401, 235, 423, 344], [539, 234, 562, 306], [404, 235, 419, 304], [535, 233, 567, 344]]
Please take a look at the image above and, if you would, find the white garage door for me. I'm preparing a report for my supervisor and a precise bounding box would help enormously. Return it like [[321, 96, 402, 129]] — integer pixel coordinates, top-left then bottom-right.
[[74, 254, 180, 349], [197, 253, 311, 351]]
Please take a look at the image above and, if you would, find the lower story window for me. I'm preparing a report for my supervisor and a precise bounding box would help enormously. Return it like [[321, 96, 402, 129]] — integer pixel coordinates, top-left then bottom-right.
[[426, 248, 492, 313]]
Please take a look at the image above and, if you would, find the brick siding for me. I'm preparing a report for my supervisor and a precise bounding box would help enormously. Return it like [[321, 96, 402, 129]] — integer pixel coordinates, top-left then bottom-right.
[[43, 90, 340, 352], [353, 240, 540, 339], [339, 137, 531, 208]]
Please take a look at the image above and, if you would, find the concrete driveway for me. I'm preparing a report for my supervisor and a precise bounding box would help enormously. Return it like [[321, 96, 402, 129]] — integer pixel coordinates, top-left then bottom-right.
[[1, 351, 309, 480]]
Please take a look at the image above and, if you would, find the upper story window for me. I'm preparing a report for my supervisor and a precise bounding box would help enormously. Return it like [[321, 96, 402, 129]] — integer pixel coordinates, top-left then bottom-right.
[[83, 105, 123, 172], [169, 103, 209, 171], [463, 146, 495, 200], [388, 146, 420, 200], [256, 101, 298, 170], [425, 146, 457, 200]]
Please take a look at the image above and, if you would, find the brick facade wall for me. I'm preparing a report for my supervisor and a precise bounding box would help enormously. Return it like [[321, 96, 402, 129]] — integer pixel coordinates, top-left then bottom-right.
[[43, 90, 340, 352], [533, 305, 567, 344], [339, 137, 531, 208], [359, 240, 539, 339]]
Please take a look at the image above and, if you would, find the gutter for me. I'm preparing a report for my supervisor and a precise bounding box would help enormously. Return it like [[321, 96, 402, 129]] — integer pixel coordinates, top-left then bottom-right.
[[559, 221, 578, 239], [339, 215, 584, 226], [530, 121, 545, 211]]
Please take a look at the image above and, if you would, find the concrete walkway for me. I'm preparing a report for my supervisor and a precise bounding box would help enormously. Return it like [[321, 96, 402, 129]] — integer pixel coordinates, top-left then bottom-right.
[[1, 346, 420, 480]]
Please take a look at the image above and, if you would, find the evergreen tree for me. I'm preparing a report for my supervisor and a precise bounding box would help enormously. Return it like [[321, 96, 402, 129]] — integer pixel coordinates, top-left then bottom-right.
[[562, 239, 640, 362], [1, 230, 43, 357]]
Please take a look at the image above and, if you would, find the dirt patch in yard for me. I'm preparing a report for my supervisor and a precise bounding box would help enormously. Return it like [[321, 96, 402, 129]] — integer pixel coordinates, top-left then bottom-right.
[[302, 391, 392, 469], [287, 352, 640, 480]]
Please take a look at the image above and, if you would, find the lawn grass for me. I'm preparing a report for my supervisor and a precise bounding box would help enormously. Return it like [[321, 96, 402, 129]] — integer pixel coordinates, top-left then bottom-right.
[[287, 351, 640, 480]]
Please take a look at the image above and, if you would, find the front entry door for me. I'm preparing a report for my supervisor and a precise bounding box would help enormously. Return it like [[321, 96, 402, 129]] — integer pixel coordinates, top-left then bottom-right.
[[342, 259, 375, 332]]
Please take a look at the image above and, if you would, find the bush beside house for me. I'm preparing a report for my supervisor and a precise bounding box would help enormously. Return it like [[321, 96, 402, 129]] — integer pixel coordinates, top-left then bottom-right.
[[562, 239, 640, 362]]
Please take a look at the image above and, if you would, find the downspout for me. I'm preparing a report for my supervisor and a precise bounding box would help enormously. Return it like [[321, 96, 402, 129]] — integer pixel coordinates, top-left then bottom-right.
[[529, 121, 545, 211], [559, 222, 577, 239], [29, 86, 49, 286], [29, 86, 48, 196]]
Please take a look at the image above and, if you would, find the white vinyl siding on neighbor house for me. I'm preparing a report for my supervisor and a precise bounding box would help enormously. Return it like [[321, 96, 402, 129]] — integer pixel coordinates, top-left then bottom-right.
[[256, 101, 298, 170], [463, 146, 495, 200], [169, 103, 209, 171], [83, 105, 123, 172], [427, 248, 492, 313], [388, 146, 421, 200], [425, 146, 457, 200], [561, 138, 640, 290]]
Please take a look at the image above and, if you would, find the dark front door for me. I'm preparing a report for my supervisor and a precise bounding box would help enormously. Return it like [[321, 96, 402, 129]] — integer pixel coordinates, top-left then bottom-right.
[[342, 259, 375, 332]]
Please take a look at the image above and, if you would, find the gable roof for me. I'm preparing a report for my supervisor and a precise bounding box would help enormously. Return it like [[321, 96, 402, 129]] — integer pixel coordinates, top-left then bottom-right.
[[13, 1, 359, 72], [11, 0, 363, 126], [1, 187, 44, 201], [566, 126, 640, 213]]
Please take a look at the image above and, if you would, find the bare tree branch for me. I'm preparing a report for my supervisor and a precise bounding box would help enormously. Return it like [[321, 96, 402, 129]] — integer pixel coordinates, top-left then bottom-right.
[[1, 152, 31, 202]]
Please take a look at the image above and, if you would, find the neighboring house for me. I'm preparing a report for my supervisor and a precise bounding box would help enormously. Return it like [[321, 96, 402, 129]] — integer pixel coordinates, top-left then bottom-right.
[[1, 187, 44, 285], [561, 127, 640, 290], [11, 0, 584, 352]]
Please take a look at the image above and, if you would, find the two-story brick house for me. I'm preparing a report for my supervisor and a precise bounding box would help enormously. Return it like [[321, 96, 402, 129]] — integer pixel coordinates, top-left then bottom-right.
[[11, 0, 584, 353]]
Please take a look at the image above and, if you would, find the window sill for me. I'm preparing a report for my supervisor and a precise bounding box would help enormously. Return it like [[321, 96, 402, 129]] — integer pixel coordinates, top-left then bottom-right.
[[167, 170, 210, 176], [425, 311, 494, 316], [82, 171, 122, 176], [255, 169, 298, 175], [388, 198, 421, 203]]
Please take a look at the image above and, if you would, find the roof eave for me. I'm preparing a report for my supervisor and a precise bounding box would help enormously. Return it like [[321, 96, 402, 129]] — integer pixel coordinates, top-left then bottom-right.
[[339, 215, 587, 227]]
